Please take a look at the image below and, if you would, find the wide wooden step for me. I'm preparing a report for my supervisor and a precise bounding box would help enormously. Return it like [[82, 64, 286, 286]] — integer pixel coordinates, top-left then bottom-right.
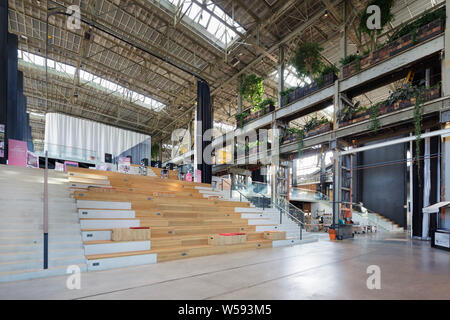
[[85, 239, 273, 262]]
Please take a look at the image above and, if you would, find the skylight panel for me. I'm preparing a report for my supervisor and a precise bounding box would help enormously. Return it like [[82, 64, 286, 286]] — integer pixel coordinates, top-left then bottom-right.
[[164, 0, 245, 47], [18, 49, 166, 112]]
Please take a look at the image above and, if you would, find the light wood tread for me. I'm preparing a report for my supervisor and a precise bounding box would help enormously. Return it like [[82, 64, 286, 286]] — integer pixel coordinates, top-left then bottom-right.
[[85, 240, 272, 260]]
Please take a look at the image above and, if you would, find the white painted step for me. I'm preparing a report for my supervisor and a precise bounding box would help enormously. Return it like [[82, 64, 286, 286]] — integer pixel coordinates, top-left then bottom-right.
[[68, 172, 109, 180], [80, 219, 140, 229], [0, 241, 83, 253], [76, 200, 131, 210], [194, 186, 214, 191], [78, 209, 135, 219], [0, 248, 85, 262], [0, 256, 86, 273], [0, 264, 87, 283], [69, 182, 112, 189], [247, 218, 274, 225], [84, 241, 150, 255], [87, 253, 157, 271], [82, 230, 111, 241], [69, 177, 110, 185], [272, 237, 319, 247], [0, 216, 79, 224]]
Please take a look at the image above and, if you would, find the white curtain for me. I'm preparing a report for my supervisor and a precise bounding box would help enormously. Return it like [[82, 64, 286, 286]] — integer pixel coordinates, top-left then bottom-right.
[[44, 113, 151, 163]]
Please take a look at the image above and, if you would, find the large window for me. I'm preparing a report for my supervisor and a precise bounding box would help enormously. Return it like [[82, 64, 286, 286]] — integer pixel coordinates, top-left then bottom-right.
[[162, 0, 245, 48], [18, 49, 165, 112]]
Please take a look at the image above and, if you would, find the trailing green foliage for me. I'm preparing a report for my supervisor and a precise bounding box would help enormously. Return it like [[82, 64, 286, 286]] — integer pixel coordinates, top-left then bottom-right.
[[389, 7, 445, 43], [280, 87, 296, 98], [151, 143, 159, 160], [369, 103, 381, 132], [359, 0, 395, 38], [291, 42, 325, 80], [283, 117, 329, 157], [315, 64, 339, 87], [339, 54, 362, 71], [252, 98, 275, 113], [339, 101, 366, 122], [235, 111, 250, 129], [240, 74, 264, 106]]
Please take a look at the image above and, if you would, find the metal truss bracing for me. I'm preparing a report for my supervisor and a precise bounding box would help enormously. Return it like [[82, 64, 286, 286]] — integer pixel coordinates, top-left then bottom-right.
[[7, 0, 443, 150]]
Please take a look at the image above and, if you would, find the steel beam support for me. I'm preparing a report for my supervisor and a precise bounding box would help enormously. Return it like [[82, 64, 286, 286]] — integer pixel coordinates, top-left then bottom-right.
[[277, 45, 285, 109]]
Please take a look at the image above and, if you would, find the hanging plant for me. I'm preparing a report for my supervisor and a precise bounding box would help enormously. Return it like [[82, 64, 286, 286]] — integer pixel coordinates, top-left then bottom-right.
[[359, 0, 395, 50], [252, 98, 275, 114], [297, 129, 304, 157], [240, 74, 264, 106], [369, 102, 381, 132], [291, 42, 325, 80], [151, 143, 159, 160], [235, 111, 250, 129]]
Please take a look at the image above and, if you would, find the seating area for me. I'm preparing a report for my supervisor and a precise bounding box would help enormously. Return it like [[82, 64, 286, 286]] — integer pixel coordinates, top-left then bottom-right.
[[67, 167, 302, 271]]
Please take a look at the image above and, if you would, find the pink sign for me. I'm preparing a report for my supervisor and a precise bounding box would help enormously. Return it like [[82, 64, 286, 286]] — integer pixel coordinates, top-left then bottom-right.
[[8, 139, 27, 167], [64, 161, 79, 171], [185, 172, 192, 182]]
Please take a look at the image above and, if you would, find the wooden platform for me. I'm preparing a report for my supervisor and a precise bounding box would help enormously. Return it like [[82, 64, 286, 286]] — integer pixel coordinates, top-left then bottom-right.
[[68, 167, 285, 269]]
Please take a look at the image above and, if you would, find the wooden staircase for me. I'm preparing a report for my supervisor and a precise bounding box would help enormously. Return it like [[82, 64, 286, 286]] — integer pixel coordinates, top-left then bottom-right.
[[68, 167, 302, 271]]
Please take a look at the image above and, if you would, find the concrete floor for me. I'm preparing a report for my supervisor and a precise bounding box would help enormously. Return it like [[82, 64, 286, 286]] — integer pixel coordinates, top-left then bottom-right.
[[0, 232, 449, 300]]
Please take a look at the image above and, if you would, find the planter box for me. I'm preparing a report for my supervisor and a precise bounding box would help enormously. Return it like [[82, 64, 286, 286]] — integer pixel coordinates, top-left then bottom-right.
[[281, 122, 333, 145], [342, 18, 444, 78], [208, 233, 247, 246], [339, 85, 440, 127], [236, 104, 275, 127], [281, 73, 337, 107], [304, 121, 333, 138]]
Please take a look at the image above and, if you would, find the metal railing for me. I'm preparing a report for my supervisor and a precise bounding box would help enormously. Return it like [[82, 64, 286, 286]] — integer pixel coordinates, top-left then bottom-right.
[[223, 180, 305, 240]]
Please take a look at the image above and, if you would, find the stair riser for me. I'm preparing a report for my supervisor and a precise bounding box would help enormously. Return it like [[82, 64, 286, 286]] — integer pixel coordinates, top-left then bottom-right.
[[84, 241, 150, 255], [0, 223, 81, 230], [76, 200, 131, 210], [0, 249, 85, 262], [87, 254, 157, 271], [0, 217, 79, 224], [0, 240, 82, 250], [82, 230, 111, 241], [0, 257, 86, 273], [78, 210, 135, 219], [0, 264, 88, 283], [80, 220, 140, 229]]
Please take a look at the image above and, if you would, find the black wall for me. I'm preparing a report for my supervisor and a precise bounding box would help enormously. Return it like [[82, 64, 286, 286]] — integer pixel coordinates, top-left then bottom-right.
[[357, 137, 408, 228]]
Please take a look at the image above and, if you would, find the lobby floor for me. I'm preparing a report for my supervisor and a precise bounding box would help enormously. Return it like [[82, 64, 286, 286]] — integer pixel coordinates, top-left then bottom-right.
[[0, 232, 449, 300]]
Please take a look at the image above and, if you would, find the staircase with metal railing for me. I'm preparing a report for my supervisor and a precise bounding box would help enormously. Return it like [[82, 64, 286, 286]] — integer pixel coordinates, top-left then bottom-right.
[[216, 180, 320, 241], [289, 187, 403, 232]]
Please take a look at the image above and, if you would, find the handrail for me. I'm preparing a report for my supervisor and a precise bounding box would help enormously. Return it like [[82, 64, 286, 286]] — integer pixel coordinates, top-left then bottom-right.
[[234, 183, 306, 226], [220, 179, 306, 236]]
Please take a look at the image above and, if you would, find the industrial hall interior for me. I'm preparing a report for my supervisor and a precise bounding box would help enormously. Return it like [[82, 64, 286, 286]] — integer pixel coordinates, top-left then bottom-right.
[[0, 0, 449, 301]]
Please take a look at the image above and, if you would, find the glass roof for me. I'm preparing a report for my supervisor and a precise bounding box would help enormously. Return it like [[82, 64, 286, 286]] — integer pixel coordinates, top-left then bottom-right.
[[163, 0, 245, 48], [18, 50, 166, 112]]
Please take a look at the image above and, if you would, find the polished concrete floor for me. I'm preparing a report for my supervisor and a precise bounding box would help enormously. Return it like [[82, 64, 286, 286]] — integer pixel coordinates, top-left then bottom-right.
[[0, 232, 449, 300]]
